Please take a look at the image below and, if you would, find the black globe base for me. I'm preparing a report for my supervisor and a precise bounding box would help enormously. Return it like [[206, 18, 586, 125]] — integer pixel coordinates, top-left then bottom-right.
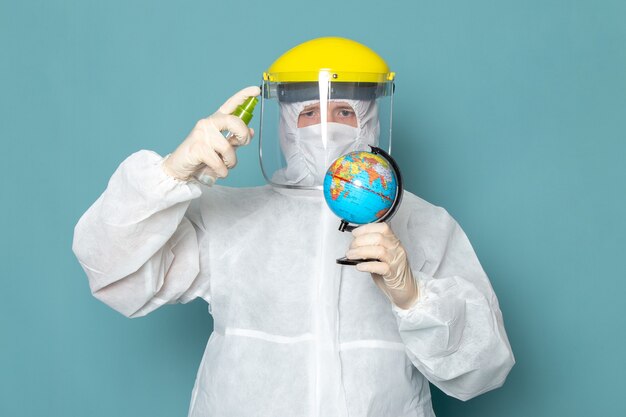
[[336, 256, 378, 265]]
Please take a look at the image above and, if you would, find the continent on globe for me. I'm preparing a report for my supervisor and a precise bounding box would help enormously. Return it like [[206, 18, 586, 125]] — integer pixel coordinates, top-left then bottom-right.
[[327, 153, 392, 200]]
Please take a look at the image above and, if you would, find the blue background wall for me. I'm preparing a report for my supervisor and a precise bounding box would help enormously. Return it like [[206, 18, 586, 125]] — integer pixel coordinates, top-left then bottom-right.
[[1, 0, 625, 415]]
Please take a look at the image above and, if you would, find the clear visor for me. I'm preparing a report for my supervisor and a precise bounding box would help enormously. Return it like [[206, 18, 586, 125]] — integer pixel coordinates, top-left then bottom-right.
[[259, 72, 394, 190]]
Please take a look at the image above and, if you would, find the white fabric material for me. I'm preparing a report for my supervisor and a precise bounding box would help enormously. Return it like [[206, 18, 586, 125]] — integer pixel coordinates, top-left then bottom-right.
[[272, 99, 379, 187], [73, 150, 514, 417], [295, 123, 360, 185]]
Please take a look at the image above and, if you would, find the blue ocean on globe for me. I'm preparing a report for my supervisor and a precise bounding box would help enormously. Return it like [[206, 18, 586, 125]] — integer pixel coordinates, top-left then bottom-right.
[[323, 151, 398, 225]]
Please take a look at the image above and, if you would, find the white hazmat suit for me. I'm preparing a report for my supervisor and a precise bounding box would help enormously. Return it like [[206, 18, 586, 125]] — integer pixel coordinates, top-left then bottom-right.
[[73, 94, 514, 417]]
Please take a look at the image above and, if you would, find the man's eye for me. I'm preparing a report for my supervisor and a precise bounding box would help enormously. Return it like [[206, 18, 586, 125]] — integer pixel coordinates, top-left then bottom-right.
[[301, 111, 316, 117], [338, 109, 355, 117]]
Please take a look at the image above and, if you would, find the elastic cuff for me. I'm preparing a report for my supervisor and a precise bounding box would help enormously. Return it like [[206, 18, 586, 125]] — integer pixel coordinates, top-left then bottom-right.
[[124, 150, 203, 202], [160, 154, 192, 184]]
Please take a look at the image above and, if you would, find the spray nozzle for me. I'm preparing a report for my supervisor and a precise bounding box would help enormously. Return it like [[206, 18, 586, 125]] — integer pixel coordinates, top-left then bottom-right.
[[232, 96, 259, 125]]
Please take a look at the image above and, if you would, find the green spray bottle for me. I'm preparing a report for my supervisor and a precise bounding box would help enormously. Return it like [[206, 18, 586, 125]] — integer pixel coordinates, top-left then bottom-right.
[[195, 95, 259, 186]]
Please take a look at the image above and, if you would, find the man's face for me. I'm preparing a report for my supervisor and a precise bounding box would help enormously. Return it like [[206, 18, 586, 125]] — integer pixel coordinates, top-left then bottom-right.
[[297, 101, 357, 128]]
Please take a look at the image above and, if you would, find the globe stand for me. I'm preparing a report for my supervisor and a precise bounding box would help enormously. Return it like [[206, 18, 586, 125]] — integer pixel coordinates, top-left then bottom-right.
[[336, 146, 403, 265]]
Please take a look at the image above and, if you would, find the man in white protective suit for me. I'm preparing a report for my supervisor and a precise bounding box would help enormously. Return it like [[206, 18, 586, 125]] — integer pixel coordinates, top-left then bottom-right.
[[73, 37, 514, 417]]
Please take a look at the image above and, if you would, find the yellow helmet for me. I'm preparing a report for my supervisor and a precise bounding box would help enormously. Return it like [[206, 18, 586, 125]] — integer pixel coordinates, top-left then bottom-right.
[[264, 37, 395, 83], [259, 37, 396, 190]]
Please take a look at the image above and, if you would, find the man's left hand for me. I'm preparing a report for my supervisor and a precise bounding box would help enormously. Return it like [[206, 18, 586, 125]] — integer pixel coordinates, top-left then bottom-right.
[[346, 222, 419, 309]]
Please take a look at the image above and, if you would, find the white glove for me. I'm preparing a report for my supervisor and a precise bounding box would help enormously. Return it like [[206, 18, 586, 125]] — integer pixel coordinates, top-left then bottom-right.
[[162, 86, 260, 185], [346, 222, 419, 309]]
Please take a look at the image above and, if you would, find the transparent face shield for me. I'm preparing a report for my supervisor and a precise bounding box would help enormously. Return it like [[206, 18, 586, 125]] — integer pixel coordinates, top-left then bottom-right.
[[259, 72, 394, 190]]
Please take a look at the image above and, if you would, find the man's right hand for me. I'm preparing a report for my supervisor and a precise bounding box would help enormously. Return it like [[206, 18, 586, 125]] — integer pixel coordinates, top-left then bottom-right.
[[162, 85, 260, 185]]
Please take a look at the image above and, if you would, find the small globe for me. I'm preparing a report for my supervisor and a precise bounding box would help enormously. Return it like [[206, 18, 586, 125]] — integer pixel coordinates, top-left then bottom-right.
[[323, 150, 399, 225]]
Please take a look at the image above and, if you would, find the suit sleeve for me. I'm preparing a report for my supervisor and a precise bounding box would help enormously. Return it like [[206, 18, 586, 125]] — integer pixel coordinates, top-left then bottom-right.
[[394, 206, 515, 400], [72, 150, 208, 318]]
